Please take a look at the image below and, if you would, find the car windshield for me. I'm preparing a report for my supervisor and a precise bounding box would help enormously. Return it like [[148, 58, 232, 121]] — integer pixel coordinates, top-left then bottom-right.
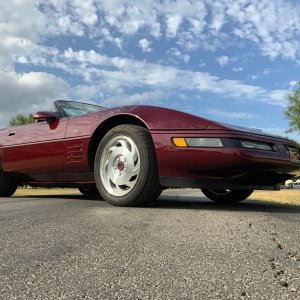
[[55, 100, 107, 117]]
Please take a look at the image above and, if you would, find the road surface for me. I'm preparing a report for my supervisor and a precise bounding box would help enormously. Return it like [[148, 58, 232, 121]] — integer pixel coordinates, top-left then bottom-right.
[[0, 190, 299, 299]]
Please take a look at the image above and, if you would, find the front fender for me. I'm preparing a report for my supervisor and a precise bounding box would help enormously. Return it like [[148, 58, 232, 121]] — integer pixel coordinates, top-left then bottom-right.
[[97, 105, 211, 130]]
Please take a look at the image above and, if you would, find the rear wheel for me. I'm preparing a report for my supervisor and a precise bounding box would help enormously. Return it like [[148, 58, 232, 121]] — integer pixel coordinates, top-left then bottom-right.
[[78, 186, 102, 198], [201, 188, 253, 203], [94, 125, 162, 206], [0, 171, 18, 197]]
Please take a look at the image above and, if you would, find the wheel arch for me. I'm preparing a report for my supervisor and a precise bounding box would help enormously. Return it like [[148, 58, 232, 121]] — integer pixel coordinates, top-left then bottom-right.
[[87, 115, 148, 169]]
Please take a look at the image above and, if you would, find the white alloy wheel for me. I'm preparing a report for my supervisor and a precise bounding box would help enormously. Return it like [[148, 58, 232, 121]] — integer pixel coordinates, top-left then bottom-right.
[[100, 135, 140, 196], [94, 125, 162, 206]]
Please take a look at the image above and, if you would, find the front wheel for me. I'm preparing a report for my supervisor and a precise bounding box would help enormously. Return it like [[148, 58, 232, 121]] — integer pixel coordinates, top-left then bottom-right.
[[94, 125, 162, 206], [201, 189, 253, 203], [0, 171, 18, 197]]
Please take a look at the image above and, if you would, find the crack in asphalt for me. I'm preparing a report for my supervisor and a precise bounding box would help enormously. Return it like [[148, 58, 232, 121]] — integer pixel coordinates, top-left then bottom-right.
[[269, 231, 300, 295]]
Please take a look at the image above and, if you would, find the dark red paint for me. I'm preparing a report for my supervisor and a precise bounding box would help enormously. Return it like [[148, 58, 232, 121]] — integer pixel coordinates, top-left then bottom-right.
[[0, 104, 299, 189]]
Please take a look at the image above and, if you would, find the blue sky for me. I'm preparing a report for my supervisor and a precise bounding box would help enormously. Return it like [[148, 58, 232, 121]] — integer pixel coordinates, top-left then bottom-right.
[[1, 0, 300, 141]]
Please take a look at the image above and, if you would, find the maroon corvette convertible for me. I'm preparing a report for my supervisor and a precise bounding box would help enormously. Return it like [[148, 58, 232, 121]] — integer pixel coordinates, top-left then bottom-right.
[[0, 100, 299, 206]]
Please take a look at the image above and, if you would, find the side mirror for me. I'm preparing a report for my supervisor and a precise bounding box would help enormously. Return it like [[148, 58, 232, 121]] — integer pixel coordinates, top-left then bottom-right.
[[33, 111, 58, 124]]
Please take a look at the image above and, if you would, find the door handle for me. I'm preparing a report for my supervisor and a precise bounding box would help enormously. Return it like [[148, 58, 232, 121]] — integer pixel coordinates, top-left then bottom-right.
[[8, 131, 16, 136]]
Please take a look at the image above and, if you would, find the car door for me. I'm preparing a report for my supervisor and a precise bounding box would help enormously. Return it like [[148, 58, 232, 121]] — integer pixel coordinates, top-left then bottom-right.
[[2, 118, 68, 175]]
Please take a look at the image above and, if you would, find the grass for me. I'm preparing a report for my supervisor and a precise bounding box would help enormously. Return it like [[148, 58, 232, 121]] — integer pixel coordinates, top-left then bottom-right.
[[14, 188, 300, 207], [249, 190, 300, 207], [14, 188, 80, 196]]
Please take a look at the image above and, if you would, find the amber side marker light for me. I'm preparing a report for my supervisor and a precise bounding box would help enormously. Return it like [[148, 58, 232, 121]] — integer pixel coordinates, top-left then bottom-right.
[[172, 137, 224, 148], [172, 137, 188, 147]]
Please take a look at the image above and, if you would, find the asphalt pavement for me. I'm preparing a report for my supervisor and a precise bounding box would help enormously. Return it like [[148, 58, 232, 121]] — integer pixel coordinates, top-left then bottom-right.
[[0, 190, 299, 300]]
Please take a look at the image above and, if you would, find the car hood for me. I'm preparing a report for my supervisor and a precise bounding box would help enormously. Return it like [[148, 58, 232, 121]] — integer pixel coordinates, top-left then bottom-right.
[[101, 105, 213, 130], [205, 121, 293, 141]]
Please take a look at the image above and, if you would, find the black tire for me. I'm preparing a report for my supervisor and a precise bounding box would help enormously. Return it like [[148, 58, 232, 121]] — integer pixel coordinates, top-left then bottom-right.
[[78, 185, 102, 199], [0, 171, 18, 197], [94, 125, 162, 206], [201, 188, 253, 203]]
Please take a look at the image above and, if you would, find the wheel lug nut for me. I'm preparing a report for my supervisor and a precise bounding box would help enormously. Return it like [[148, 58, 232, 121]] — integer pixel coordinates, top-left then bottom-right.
[[124, 158, 126, 162]]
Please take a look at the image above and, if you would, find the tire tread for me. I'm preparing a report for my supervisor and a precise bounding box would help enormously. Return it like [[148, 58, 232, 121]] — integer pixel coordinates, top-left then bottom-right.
[[201, 188, 253, 203], [128, 125, 161, 206], [0, 171, 18, 197]]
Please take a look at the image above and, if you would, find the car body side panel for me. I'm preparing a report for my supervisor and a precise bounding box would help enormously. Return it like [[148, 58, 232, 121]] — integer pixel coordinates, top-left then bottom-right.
[[63, 137, 91, 173], [63, 114, 100, 172], [2, 118, 68, 174]]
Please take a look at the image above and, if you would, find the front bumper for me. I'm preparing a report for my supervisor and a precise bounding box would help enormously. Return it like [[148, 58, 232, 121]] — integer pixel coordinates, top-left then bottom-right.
[[151, 130, 300, 189]]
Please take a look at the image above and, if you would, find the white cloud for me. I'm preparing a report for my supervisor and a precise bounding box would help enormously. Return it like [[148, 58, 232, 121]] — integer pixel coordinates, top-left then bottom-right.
[[0, 0, 47, 41], [0, 71, 69, 128], [207, 108, 257, 120], [99, 28, 123, 49], [217, 56, 229, 67], [90, 0, 300, 61], [44, 0, 98, 36], [138, 39, 152, 53], [168, 48, 190, 64], [78, 0, 98, 26], [210, 1, 226, 32], [72, 85, 102, 100], [99, 0, 160, 37], [255, 126, 300, 142], [2, 0, 300, 69], [189, 17, 206, 36], [233, 67, 243, 72], [0, 0, 48, 69], [257, 127, 287, 137], [268, 89, 288, 105], [0, 0, 297, 131], [52, 48, 289, 107], [102, 90, 167, 107], [228, 0, 300, 60], [166, 14, 183, 37], [289, 81, 298, 88]]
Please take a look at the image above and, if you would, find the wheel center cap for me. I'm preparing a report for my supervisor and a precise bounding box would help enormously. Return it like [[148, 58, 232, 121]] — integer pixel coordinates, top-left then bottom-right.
[[117, 161, 125, 170]]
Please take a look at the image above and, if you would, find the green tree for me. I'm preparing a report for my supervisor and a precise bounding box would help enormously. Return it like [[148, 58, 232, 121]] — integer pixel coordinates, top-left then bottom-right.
[[9, 113, 34, 126], [285, 82, 300, 133]]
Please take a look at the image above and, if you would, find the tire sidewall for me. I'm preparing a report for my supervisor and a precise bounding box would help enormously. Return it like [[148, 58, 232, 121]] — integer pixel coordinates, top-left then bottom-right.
[[94, 125, 153, 206]]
